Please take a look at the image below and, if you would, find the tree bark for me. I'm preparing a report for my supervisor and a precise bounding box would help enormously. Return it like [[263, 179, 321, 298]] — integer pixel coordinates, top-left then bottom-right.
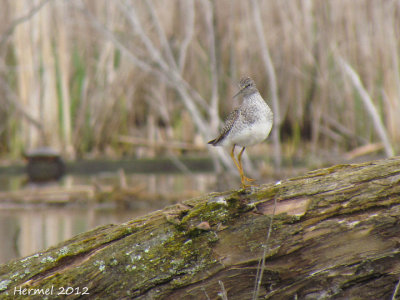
[[1, 157, 400, 299]]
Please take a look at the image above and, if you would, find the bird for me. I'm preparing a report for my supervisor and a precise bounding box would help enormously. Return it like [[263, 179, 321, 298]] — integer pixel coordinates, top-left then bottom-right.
[[208, 76, 273, 188]]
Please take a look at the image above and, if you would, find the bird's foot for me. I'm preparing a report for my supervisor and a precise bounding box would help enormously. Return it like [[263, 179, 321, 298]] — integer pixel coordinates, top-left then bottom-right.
[[240, 178, 258, 189], [242, 175, 256, 183], [241, 183, 258, 189]]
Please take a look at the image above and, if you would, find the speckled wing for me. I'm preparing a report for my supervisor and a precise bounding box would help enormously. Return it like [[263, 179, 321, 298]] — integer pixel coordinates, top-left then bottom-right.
[[208, 108, 239, 146]]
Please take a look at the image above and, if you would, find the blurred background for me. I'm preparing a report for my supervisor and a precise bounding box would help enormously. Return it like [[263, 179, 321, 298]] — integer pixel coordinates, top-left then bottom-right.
[[0, 0, 399, 263]]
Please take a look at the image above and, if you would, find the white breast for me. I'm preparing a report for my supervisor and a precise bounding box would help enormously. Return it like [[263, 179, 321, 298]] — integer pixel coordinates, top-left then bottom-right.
[[229, 121, 272, 147]]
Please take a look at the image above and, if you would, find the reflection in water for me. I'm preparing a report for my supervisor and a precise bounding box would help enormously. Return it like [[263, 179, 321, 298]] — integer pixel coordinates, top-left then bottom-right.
[[0, 172, 217, 265], [0, 208, 140, 264]]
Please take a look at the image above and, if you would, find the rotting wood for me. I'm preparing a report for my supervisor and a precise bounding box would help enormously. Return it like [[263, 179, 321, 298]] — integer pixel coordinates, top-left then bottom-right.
[[1, 157, 400, 299]]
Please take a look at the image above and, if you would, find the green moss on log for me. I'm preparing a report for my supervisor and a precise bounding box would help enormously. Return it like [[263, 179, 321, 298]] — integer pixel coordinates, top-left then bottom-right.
[[2, 157, 400, 299]]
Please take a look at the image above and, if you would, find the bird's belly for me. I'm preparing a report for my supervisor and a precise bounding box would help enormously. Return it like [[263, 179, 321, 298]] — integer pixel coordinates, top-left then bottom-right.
[[229, 121, 272, 147]]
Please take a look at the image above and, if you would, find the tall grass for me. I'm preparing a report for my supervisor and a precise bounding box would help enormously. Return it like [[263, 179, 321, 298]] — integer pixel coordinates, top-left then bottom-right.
[[0, 0, 399, 161]]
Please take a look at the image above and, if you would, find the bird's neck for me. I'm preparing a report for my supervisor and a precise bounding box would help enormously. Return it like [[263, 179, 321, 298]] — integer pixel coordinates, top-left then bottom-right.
[[243, 91, 263, 103]]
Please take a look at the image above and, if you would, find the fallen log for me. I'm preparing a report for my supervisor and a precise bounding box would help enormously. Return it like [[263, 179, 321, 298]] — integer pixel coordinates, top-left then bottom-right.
[[1, 156, 400, 299]]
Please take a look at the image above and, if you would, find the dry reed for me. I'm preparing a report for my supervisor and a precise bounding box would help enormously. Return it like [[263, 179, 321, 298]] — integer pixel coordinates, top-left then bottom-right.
[[0, 0, 399, 163]]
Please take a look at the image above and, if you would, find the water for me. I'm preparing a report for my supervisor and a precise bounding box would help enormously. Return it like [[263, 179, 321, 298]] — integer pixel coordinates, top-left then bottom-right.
[[0, 172, 216, 265]]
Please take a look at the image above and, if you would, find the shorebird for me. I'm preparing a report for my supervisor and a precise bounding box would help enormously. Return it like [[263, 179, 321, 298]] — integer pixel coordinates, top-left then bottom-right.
[[208, 77, 273, 188]]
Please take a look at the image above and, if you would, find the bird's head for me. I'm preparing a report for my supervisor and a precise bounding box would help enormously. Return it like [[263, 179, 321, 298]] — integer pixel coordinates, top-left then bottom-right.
[[233, 76, 258, 98]]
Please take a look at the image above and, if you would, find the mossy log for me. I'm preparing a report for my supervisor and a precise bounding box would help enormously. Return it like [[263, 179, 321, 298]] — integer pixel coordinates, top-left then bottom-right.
[[2, 157, 400, 299]]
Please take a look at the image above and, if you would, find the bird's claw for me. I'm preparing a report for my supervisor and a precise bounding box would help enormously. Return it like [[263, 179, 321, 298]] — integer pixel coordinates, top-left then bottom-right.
[[242, 176, 256, 182], [240, 177, 258, 189]]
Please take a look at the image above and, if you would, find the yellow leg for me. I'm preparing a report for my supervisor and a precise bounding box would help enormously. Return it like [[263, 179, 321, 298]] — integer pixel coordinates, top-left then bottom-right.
[[238, 147, 256, 186], [230, 146, 246, 187], [230, 146, 242, 174], [229, 146, 257, 188]]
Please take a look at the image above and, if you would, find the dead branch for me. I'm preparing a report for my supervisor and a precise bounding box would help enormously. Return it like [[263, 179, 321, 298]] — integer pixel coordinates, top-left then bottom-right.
[[2, 156, 400, 299]]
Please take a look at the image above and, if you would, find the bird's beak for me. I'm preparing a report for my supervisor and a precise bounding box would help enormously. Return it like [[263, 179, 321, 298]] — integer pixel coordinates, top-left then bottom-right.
[[232, 88, 242, 99]]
